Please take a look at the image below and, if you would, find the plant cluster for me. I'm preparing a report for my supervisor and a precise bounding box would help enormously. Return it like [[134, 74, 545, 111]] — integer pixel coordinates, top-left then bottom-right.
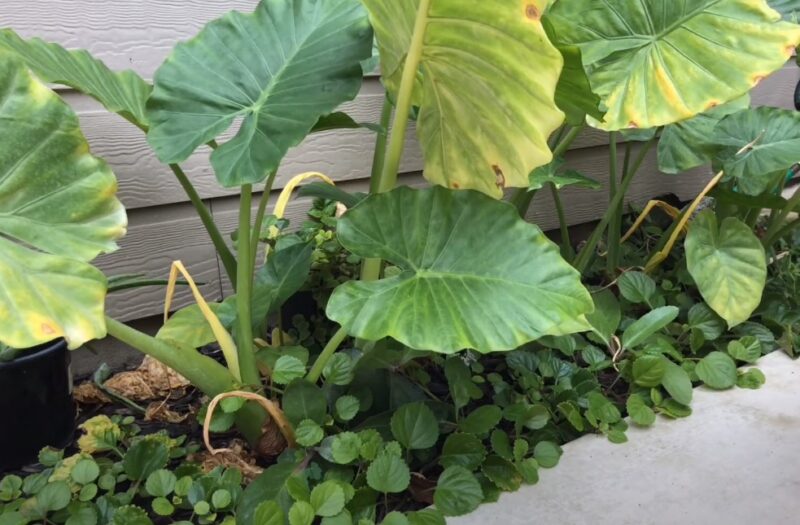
[[1, 0, 800, 523], [0, 416, 250, 525]]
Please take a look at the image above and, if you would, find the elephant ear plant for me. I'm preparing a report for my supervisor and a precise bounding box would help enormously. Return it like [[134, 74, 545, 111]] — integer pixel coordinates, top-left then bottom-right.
[[0, 53, 126, 351], [0, 0, 593, 446]]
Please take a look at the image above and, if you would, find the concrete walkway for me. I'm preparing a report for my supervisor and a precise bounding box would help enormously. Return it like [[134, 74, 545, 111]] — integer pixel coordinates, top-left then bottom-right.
[[452, 352, 800, 525]]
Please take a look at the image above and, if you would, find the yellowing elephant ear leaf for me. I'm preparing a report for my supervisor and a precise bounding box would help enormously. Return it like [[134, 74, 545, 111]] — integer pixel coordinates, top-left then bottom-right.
[[0, 54, 126, 350], [549, 0, 800, 131], [363, 0, 565, 198]]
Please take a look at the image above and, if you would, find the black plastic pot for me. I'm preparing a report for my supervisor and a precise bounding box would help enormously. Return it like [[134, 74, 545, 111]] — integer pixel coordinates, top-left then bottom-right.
[[0, 339, 76, 471]]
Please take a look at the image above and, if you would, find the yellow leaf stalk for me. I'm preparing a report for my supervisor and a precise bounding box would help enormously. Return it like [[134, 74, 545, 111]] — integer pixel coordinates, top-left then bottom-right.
[[164, 261, 241, 382]]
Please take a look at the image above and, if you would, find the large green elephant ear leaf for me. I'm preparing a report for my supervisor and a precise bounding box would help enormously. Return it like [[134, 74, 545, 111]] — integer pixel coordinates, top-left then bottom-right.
[[326, 186, 593, 353], [363, 0, 565, 198], [685, 211, 767, 328], [710, 106, 800, 195], [548, 0, 800, 131], [658, 96, 751, 174], [146, 0, 373, 188], [0, 55, 126, 349], [0, 29, 150, 128]]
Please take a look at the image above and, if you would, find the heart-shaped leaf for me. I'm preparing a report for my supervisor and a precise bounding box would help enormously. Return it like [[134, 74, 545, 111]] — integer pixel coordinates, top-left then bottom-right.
[[711, 106, 800, 195], [548, 0, 800, 130], [658, 96, 750, 174], [0, 55, 126, 350], [686, 211, 767, 327], [363, 0, 565, 197], [0, 29, 151, 127], [327, 186, 593, 353], [528, 158, 600, 191], [147, 0, 373, 187]]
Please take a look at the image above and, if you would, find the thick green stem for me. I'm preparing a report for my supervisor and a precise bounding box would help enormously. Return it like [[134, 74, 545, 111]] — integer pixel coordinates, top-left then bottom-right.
[[369, 96, 394, 194], [251, 170, 279, 266], [377, 0, 430, 193], [764, 186, 800, 247], [512, 125, 584, 217], [549, 182, 573, 260], [361, 0, 431, 284], [105, 317, 236, 394], [236, 185, 259, 387], [606, 132, 620, 274], [360, 97, 395, 283], [169, 164, 237, 285], [574, 134, 658, 274], [306, 326, 349, 383], [105, 317, 267, 444]]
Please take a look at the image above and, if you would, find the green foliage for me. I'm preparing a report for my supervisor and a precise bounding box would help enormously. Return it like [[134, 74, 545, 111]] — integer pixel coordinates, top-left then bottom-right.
[[548, 0, 800, 130], [327, 186, 593, 352], [363, 0, 565, 197], [0, 54, 125, 350], [686, 211, 767, 327], [146, 0, 372, 187]]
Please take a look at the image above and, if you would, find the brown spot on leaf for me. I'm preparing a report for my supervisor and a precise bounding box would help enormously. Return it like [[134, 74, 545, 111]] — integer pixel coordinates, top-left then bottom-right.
[[492, 165, 506, 189], [41, 323, 55, 335], [628, 121, 639, 129], [706, 101, 719, 110], [525, 4, 540, 20], [452, 182, 460, 189]]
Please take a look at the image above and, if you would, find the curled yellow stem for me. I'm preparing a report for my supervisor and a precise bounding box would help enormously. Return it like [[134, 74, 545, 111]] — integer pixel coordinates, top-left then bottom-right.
[[203, 391, 297, 452]]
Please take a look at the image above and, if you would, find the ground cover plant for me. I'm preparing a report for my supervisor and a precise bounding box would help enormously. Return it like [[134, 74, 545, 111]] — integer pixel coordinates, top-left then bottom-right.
[[1, 0, 800, 523]]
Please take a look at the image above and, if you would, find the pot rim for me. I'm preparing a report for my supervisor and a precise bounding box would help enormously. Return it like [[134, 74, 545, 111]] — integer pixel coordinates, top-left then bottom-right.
[[0, 338, 68, 369]]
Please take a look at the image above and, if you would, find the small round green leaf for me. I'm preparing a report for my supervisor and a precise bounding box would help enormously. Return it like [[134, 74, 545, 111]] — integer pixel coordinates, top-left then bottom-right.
[[728, 337, 762, 364], [295, 419, 325, 448], [366, 453, 410, 494], [310, 481, 345, 517], [332, 432, 362, 465], [533, 441, 563, 469], [433, 466, 483, 517], [335, 395, 361, 422], [459, 405, 502, 435], [272, 356, 307, 385], [283, 380, 327, 425], [737, 368, 767, 389], [212, 489, 232, 510], [71, 459, 100, 485], [35, 481, 71, 513], [123, 441, 169, 481], [288, 501, 316, 525], [152, 497, 175, 517], [696, 351, 738, 390], [618, 271, 656, 305], [626, 394, 656, 427], [390, 402, 439, 450], [440, 433, 487, 470], [145, 469, 177, 498], [323, 354, 355, 386]]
